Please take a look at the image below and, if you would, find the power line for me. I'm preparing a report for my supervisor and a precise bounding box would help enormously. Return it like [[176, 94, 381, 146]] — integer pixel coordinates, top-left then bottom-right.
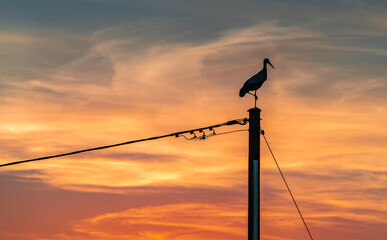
[[210, 129, 248, 137], [0, 118, 248, 168], [261, 130, 315, 240], [177, 129, 248, 140]]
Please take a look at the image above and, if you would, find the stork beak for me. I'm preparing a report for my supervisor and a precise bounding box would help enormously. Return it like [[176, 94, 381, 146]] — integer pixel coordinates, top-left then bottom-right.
[[268, 62, 275, 69]]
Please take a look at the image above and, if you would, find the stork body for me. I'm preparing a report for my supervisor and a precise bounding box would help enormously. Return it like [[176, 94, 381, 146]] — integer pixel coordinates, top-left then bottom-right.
[[239, 58, 274, 99]]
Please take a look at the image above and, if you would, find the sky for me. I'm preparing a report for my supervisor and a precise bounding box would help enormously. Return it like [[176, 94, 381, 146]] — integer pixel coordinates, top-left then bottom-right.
[[0, 0, 387, 239]]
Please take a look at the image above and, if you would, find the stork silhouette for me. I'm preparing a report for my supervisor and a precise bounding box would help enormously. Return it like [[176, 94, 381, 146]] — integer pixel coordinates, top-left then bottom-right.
[[239, 58, 275, 107]]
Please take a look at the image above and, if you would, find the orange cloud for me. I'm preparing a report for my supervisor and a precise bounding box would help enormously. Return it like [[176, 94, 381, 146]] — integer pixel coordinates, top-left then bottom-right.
[[66, 203, 246, 240], [1, 18, 387, 240]]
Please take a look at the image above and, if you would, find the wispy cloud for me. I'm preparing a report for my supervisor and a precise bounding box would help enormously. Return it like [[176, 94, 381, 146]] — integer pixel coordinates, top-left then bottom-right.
[[1, 1, 387, 239], [67, 203, 246, 240]]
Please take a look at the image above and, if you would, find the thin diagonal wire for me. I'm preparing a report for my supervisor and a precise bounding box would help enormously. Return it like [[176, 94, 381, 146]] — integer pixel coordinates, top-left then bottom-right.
[[175, 129, 248, 140], [209, 129, 248, 137], [0, 118, 248, 168], [0, 135, 169, 168], [262, 133, 314, 240]]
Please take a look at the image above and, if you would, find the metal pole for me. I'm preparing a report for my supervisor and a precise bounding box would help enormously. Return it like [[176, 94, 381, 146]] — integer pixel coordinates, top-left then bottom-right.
[[248, 107, 261, 240]]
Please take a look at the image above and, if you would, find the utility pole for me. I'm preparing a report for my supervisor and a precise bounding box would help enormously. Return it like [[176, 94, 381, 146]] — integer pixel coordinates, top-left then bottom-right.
[[248, 107, 261, 240]]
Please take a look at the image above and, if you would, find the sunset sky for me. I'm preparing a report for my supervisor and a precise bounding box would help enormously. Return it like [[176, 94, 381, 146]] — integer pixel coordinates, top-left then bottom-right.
[[1, 0, 387, 239]]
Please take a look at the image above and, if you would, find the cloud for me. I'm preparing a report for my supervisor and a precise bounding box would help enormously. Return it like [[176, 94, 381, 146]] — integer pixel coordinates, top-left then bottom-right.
[[0, 32, 91, 83], [66, 203, 246, 240], [1, 3, 387, 239], [0, 171, 246, 240]]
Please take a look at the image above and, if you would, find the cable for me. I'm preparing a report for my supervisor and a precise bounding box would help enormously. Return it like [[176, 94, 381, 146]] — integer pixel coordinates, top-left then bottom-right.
[[208, 129, 248, 137], [0, 118, 248, 168], [261, 130, 314, 240], [177, 129, 248, 141]]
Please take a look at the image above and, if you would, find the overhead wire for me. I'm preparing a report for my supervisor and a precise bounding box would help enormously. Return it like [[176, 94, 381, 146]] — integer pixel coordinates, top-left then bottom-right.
[[1, 114, 315, 239], [0, 118, 248, 168], [177, 129, 248, 141], [208, 129, 248, 137], [261, 130, 314, 240]]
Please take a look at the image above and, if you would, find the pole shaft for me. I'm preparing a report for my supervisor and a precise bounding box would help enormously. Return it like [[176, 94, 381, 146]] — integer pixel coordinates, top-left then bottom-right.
[[248, 107, 261, 240]]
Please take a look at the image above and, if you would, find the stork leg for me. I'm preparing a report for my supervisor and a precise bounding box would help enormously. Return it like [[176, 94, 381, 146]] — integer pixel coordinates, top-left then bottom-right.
[[247, 92, 258, 108], [254, 90, 258, 108]]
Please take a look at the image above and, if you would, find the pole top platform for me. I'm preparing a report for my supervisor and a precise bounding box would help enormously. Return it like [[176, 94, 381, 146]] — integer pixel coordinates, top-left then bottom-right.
[[248, 107, 261, 113]]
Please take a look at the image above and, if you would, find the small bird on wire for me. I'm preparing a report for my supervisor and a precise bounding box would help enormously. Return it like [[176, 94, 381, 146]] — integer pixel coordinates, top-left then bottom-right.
[[239, 58, 275, 107]]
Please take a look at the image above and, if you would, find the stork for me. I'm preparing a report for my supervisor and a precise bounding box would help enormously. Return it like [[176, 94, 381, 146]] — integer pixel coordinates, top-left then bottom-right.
[[239, 58, 275, 107]]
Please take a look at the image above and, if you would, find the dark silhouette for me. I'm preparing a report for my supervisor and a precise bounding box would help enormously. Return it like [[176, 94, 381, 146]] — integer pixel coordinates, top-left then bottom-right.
[[239, 58, 275, 106]]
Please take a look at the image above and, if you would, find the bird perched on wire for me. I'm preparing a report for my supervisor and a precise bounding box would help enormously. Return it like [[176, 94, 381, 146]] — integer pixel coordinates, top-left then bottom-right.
[[239, 58, 275, 104]]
